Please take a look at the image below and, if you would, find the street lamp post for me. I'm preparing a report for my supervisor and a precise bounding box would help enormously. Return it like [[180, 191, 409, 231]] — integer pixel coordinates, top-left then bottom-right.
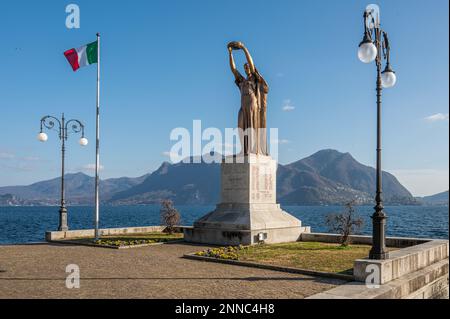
[[358, 5, 397, 260], [38, 113, 88, 231]]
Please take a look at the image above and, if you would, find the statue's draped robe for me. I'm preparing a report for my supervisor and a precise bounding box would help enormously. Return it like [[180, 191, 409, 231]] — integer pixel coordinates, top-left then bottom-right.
[[236, 70, 269, 155]]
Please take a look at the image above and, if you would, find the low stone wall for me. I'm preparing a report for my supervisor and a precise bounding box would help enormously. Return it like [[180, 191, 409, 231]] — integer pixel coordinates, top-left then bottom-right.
[[301, 232, 430, 248], [308, 258, 449, 299], [353, 239, 448, 284], [303, 233, 449, 299], [46, 226, 167, 241]]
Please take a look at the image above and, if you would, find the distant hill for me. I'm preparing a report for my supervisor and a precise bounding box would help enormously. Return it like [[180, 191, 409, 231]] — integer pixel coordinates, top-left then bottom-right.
[[277, 150, 414, 205], [0, 150, 419, 206], [0, 172, 148, 205], [110, 158, 221, 205], [417, 191, 449, 206], [110, 149, 416, 206]]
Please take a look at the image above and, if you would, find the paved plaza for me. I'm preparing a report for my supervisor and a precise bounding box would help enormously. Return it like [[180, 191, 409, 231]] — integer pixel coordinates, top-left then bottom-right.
[[0, 242, 344, 299]]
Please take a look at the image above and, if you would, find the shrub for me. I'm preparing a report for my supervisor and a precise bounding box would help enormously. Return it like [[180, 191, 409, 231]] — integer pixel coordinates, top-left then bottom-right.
[[326, 200, 364, 247], [160, 199, 181, 234]]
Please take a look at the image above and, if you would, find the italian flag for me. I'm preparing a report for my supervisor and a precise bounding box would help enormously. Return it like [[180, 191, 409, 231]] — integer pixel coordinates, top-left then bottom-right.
[[64, 41, 98, 71]]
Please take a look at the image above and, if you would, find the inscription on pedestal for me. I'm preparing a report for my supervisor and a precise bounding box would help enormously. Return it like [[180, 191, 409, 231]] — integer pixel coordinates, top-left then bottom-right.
[[250, 161, 275, 203], [221, 155, 276, 204]]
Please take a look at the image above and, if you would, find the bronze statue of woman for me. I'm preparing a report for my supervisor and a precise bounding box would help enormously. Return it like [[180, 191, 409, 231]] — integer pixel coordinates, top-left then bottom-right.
[[228, 41, 269, 155]]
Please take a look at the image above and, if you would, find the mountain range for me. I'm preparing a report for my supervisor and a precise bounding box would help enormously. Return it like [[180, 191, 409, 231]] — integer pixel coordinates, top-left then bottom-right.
[[0, 149, 434, 206], [416, 191, 449, 206], [0, 173, 148, 205]]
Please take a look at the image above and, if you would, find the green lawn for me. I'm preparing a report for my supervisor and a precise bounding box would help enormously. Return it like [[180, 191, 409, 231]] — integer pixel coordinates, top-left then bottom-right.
[[195, 242, 381, 275]]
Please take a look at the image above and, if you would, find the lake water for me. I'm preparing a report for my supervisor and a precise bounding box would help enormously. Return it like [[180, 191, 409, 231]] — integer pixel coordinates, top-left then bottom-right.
[[0, 205, 448, 244]]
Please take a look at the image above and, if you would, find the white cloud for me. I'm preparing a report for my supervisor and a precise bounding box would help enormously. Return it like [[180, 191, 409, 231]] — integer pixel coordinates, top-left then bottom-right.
[[0, 152, 15, 159], [282, 99, 295, 112], [0, 152, 42, 172], [271, 138, 290, 145], [424, 113, 449, 122], [282, 105, 295, 112], [81, 163, 104, 171], [1, 163, 34, 172], [388, 169, 449, 197], [21, 156, 40, 161]]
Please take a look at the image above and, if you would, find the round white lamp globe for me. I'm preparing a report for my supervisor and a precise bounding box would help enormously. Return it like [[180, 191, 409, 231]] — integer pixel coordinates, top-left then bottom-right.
[[358, 42, 377, 63], [79, 137, 89, 146], [381, 70, 397, 88], [37, 132, 48, 142]]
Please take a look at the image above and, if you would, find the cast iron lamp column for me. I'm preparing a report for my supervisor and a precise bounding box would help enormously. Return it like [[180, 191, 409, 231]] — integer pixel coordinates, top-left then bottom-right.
[[358, 5, 397, 260], [38, 113, 88, 231]]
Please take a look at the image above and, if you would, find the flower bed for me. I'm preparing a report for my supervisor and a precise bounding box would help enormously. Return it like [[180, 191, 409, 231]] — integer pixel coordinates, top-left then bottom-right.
[[94, 238, 172, 247], [54, 232, 184, 249], [194, 245, 249, 260]]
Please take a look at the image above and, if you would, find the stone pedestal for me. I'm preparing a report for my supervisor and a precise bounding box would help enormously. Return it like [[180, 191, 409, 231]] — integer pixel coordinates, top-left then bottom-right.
[[184, 154, 310, 245]]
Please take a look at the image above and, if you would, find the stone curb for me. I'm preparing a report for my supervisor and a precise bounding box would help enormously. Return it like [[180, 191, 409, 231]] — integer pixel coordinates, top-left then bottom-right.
[[48, 239, 185, 250], [183, 253, 354, 281]]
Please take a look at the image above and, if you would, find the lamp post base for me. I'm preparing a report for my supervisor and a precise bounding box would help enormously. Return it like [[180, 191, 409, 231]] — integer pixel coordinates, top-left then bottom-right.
[[369, 251, 389, 260], [58, 206, 68, 231], [370, 209, 388, 260]]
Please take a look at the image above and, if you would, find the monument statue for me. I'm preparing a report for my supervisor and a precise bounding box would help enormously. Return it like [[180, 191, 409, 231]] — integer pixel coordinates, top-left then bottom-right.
[[228, 41, 269, 155], [183, 41, 309, 246]]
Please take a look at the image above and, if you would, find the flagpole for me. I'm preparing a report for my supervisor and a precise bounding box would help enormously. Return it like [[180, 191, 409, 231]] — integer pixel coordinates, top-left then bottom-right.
[[94, 32, 101, 240]]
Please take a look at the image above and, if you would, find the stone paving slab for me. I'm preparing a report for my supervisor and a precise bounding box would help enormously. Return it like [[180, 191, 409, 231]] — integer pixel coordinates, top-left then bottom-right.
[[0, 242, 344, 299], [183, 253, 354, 281]]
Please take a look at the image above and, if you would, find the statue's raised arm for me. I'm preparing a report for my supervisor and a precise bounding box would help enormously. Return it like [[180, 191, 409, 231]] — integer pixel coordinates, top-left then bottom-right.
[[228, 42, 243, 81], [241, 47, 256, 74], [228, 47, 240, 81], [228, 41, 256, 75]]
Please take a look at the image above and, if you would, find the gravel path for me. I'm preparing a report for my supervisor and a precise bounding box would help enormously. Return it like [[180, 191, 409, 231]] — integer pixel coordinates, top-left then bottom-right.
[[0, 242, 344, 299]]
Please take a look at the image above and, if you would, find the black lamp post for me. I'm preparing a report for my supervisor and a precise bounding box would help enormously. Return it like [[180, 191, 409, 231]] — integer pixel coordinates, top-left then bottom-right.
[[358, 5, 397, 260], [38, 113, 88, 231]]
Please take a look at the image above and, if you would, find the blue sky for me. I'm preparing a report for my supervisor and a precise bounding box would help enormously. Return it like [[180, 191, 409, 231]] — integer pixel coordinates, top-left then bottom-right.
[[0, 0, 448, 196]]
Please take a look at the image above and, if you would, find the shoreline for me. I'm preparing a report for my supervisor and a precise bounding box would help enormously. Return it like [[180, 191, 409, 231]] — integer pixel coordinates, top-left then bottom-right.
[[1, 205, 448, 245]]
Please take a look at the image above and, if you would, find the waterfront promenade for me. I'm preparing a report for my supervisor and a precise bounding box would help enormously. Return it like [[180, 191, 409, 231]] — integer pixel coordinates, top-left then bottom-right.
[[0, 242, 344, 299]]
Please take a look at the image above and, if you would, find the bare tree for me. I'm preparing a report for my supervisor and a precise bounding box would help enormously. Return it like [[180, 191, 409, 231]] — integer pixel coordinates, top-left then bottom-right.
[[326, 201, 364, 246], [160, 199, 181, 234]]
